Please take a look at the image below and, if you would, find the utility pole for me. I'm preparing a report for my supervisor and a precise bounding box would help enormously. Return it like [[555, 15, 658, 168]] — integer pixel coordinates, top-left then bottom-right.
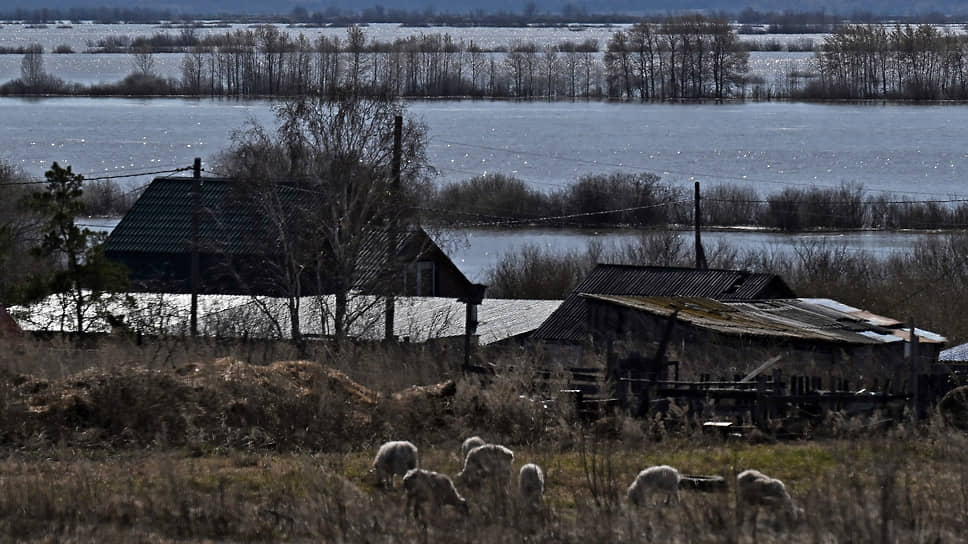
[[385, 115, 402, 341], [694, 181, 707, 270], [190, 157, 201, 337], [909, 318, 920, 421]]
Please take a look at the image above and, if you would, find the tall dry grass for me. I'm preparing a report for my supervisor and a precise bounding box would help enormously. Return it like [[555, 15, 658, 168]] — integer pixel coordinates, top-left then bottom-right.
[[0, 337, 966, 541]]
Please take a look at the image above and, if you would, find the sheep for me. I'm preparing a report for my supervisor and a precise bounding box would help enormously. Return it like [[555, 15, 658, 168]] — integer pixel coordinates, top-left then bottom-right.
[[736, 469, 800, 525], [460, 436, 486, 460], [627, 465, 681, 507], [370, 440, 418, 489], [457, 444, 515, 490], [402, 468, 469, 520], [518, 463, 545, 507]]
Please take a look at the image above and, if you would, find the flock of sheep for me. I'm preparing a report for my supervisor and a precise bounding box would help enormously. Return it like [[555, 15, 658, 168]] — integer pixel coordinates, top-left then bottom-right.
[[370, 438, 802, 526]]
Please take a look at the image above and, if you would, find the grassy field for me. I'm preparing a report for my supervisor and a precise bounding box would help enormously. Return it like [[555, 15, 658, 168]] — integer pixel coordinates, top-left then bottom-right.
[[0, 338, 966, 542], [0, 437, 965, 542]]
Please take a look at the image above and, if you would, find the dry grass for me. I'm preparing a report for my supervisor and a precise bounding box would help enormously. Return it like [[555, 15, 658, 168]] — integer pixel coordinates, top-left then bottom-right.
[[0, 338, 966, 541], [0, 436, 965, 542]]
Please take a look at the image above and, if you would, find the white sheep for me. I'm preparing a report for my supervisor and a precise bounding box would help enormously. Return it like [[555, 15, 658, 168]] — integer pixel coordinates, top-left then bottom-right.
[[402, 468, 469, 520], [736, 469, 800, 525], [627, 465, 681, 507], [518, 463, 545, 506], [457, 444, 515, 490], [370, 440, 418, 489], [460, 436, 486, 460]]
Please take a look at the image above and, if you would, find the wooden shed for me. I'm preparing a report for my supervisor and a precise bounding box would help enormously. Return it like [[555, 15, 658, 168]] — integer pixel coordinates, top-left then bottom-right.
[[583, 294, 946, 388]]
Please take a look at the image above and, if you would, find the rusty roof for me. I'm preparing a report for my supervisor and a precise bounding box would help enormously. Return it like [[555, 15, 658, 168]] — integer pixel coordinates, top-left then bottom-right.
[[531, 264, 795, 343], [582, 295, 946, 346]]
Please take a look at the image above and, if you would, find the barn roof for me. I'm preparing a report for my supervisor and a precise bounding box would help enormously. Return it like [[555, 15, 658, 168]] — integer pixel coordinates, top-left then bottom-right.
[[940, 342, 968, 362], [532, 264, 795, 344], [11, 293, 559, 345], [583, 295, 946, 346]]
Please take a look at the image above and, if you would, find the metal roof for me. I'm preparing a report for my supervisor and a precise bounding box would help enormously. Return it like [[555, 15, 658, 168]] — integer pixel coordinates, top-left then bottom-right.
[[11, 293, 561, 346], [532, 264, 795, 343], [940, 342, 968, 362], [583, 295, 946, 346], [105, 177, 292, 255], [104, 177, 473, 295]]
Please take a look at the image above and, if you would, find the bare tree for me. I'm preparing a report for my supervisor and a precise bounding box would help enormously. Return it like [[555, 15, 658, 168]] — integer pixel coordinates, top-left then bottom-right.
[[218, 93, 433, 342], [132, 44, 155, 76], [20, 43, 46, 88]]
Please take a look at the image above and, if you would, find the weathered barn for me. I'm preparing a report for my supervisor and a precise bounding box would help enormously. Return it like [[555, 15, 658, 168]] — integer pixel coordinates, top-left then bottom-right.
[[530, 264, 796, 364], [583, 294, 946, 388], [104, 177, 478, 299]]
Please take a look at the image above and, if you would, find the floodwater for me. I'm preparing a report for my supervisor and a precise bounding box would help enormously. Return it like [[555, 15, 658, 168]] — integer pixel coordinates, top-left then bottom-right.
[[4, 97, 968, 201]]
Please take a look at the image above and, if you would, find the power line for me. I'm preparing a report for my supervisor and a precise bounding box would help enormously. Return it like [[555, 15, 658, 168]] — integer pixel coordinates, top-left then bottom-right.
[[706, 197, 968, 205], [430, 199, 693, 228], [0, 165, 194, 187]]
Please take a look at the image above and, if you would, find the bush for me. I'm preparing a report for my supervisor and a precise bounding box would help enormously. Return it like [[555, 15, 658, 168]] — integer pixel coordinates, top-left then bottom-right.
[[80, 179, 138, 216], [551, 172, 685, 227], [431, 174, 548, 224]]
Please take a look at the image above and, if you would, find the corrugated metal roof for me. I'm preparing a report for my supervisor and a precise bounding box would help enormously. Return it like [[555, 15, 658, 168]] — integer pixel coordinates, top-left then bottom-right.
[[105, 178, 293, 255], [532, 264, 795, 343], [105, 177, 472, 295], [940, 342, 968, 362], [583, 295, 946, 346], [11, 293, 561, 346]]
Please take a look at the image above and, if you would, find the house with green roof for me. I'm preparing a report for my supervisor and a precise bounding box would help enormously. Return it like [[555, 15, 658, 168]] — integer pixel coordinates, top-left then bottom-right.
[[104, 177, 480, 300]]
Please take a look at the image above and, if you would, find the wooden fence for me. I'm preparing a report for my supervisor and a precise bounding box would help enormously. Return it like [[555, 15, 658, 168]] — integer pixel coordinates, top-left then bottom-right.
[[530, 365, 961, 427]]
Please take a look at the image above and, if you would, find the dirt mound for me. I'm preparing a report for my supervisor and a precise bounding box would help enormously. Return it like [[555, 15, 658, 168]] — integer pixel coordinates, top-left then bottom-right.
[[5, 359, 385, 450], [391, 380, 456, 402]]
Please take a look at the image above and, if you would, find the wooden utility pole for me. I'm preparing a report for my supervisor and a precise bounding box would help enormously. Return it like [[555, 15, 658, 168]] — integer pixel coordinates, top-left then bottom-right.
[[385, 116, 402, 341], [909, 319, 920, 421], [694, 181, 707, 270], [190, 158, 201, 337]]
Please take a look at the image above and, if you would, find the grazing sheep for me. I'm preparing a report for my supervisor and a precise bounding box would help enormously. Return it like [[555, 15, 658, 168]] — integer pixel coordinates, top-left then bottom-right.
[[627, 465, 681, 507], [370, 440, 418, 488], [736, 469, 800, 524], [457, 444, 515, 489], [402, 468, 469, 520], [518, 463, 545, 506], [460, 436, 486, 460]]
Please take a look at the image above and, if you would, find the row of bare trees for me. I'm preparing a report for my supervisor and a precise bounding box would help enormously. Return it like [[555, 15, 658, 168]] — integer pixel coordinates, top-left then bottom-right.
[[810, 24, 968, 99], [175, 17, 751, 99], [178, 25, 604, 98], [603, 15, 750, 100]]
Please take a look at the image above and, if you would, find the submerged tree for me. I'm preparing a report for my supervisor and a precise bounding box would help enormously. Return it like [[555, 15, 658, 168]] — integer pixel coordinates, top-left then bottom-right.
[[218, 93, 433, 341], [20, 44, 46, 87]]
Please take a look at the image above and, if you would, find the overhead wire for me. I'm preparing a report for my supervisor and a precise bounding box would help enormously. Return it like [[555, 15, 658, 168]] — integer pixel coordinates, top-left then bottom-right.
[[0, 165, 194, 187]]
